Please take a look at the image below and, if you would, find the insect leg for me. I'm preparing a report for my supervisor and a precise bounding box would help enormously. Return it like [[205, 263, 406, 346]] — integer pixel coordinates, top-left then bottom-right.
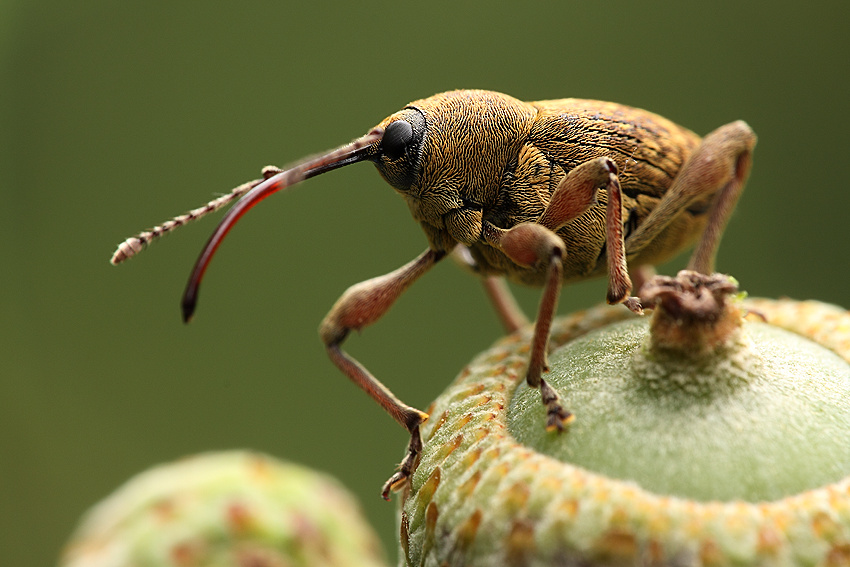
[[319, 248, 445, 499], [452, 244, 529, 333], [625, 121, 756, 273], [538, 156, 634, 309], [531, 243, 573, 431], [482, 221, 572, 430], [480, 157, 631, 430], [629, 265, 657, 293], [601, 168, 633, 306], [687, 135, 755, 274], [481, 277, 530, 333], [537, 158, 611, 231]]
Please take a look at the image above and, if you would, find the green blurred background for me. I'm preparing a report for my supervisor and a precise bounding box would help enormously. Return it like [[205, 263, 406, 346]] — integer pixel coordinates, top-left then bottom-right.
[[2, 1, 848, 564]]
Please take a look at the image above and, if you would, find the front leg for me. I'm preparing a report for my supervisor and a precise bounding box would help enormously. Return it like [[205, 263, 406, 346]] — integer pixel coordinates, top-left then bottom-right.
[[483, 221, 573, 430], [319, 248, 445, 499]]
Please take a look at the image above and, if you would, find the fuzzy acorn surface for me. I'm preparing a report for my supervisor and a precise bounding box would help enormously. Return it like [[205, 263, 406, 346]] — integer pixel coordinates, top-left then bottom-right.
[[60, 451, 388, 567], [399, 282, 850, 567]]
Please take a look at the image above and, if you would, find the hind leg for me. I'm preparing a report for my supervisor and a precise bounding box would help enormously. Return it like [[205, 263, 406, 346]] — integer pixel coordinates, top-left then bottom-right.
[[625, 121, 757, 273]]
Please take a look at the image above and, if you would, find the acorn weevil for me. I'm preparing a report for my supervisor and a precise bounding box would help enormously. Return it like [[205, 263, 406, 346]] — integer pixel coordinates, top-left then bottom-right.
[[112, 89, 756, 499]]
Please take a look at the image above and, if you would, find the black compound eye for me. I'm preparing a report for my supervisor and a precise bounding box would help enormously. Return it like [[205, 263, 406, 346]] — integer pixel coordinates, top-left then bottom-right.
[[382, 120, 413, 160]]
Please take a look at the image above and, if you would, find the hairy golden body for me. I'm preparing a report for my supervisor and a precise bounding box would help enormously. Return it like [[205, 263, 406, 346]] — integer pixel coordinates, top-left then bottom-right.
[[376, 90, 704, 286]]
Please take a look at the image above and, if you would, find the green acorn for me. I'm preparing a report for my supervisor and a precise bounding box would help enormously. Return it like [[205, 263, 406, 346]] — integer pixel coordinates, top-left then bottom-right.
[[59, 451, 388, 567], [400, 272, 850, 567]]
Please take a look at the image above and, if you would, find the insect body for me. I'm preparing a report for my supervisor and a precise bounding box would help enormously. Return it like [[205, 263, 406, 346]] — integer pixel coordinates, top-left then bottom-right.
[[112, 89, 756, 499]]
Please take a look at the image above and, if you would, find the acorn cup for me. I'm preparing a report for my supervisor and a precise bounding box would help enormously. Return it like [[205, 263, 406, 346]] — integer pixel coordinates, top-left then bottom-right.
[[399, 272, 850, 567], [59, 451, 389, 567]]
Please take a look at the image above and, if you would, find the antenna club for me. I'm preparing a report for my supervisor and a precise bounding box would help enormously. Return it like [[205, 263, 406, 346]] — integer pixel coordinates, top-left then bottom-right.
[[110, 237, 146, 265]]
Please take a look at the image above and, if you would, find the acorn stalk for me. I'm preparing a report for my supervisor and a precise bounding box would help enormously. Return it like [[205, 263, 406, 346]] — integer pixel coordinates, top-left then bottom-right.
[[630, 271, 761, 400], [399, 272, 850, 566]]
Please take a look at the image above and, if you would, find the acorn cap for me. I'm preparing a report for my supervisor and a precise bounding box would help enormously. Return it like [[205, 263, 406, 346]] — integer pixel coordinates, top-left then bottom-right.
[[400, 274, 850, 566]]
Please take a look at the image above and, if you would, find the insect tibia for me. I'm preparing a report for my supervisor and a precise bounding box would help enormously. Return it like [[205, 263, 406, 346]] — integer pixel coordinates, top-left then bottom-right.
[[109, 175, 271, 265]]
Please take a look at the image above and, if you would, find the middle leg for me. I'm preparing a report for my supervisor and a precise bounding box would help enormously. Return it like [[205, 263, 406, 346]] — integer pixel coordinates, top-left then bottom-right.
[[483, 157, 630, 430]]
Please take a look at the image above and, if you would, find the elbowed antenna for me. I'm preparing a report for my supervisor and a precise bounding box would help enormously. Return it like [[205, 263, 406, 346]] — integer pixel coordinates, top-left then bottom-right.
[[180, 127, 384, 323]]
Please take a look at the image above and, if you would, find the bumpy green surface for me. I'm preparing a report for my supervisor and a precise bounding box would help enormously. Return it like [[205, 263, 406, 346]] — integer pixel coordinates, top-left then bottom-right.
[[509, 319, 850, 502], [400, 300, 850, 567], [60, 451, 388, 567]]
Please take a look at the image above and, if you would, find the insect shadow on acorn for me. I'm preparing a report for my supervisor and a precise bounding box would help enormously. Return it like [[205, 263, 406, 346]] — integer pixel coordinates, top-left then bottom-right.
[[111, 89, 756, 500]]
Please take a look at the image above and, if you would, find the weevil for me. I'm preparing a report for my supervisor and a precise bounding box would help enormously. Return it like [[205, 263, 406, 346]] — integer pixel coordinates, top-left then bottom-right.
[[111, 89, 756, 499]]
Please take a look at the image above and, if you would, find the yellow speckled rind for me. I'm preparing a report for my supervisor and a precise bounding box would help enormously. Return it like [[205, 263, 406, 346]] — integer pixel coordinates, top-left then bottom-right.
[[400, 299, 850, 567], [60, 451, 389, 567]]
